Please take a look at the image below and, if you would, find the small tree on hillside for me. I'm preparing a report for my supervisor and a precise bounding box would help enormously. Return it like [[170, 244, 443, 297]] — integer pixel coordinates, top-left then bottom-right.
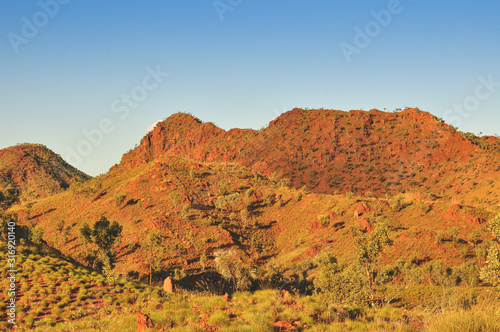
[[80, 216, 123, 251], [480, 214, 500, 286], [79, 217, 123, 279], [214, 249, 255, 291], [97, 250, 118, 285], [0, 187, 18, 210], [351, 223, 392, 305], [200, 252, 208, 271], [29, 225, 44, 248], [313, 252, 368, 305], [142, 230, 165, 285]]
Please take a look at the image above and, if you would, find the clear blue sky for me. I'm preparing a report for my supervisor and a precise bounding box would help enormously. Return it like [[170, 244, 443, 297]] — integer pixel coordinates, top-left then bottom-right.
[[1, 1, 499, 176]]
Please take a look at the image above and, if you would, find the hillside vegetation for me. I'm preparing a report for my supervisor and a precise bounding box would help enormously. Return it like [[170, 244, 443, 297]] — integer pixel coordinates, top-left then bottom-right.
[[2, 108, 500, 331], [120, 108, 500, 206]]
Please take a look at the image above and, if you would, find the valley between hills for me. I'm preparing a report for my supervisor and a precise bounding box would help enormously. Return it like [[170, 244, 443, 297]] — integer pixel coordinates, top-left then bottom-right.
[[1, 107, 500, 331]]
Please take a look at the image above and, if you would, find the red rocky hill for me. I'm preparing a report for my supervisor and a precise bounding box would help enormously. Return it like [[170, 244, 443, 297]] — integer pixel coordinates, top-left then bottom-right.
[[8, 109, 500, 283], [118, 108, 500, 208]]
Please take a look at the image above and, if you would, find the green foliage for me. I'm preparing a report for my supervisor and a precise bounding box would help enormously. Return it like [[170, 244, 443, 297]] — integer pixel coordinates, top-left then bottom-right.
[[480, 245, 500, 286], [461, 131, 500, 153], [424, 260, 448, 286], [448, 228, 459, 243], [435, 230, 445, 244], [0, 186, 19, 210], [114, 194, 126, 206], [208, 310, 229, 327], [80, 217, 123, 251], [480, 214, 500, 286], [453, 261, 480, 287], [181, 204, 190, 218], [214, 249, 256, 291], [240, 209, 249, 225], [100, 253, 119, 285], [487, 214, 500, 239], [351, 223, 392, 304], [29, 225, 44, 246], [317, 214, 330, 227], [468, 230, 481, 247], [200, 252, 208, 271], [426, 302, 500, 332], [174, 268, 188, 281], [142, 230, 165, 285], [313, 253, 368, 305], [56, 220, 65, 232], [278, 177, 290, 189], [215, 196, 228, 210], [388, 194, 405, 212], [169, 191, 182, 209]]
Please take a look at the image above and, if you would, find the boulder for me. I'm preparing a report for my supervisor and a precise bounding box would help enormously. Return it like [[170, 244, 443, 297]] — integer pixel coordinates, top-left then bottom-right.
[[163, 276, 174, 293]]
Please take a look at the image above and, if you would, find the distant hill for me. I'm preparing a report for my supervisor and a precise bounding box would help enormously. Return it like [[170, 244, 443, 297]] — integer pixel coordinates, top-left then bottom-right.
[[0, 143, 90, 202]]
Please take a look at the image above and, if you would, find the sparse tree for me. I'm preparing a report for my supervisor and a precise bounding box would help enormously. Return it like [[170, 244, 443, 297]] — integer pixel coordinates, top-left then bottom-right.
[[79, 217, 123, 275], [388, 194, 405, 212], [200, 252, 208, 271], [29, 225, 44, 248], [448, 228, 459, 243], [114, 194, 126, 206], [313, 252, 368, 305], [0, 186, 18, 210], [468, 230, 481, 248], [435, 230, 445, 244], [97, 250, 118, 285], [55, 220, 65, 232], [480, 214, 500, 286], [142, 230, 165, 285], [317, 214, 330, 227], [80, 217, 123, 251], [351, 223, 392, 305], [181, 204, 190, 219], [214, 249, 255, 291]]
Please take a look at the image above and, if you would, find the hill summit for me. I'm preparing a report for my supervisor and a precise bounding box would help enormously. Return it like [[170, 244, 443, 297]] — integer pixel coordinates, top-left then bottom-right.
[[117, 108, 500, 205]]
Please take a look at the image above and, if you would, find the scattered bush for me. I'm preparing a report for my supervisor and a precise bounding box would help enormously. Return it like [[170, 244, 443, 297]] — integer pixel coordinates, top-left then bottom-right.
[[317, 214, 330, 227], [389, 194, 405, 211], [114, 194, 126, 206], [435, 230, 445, 244]]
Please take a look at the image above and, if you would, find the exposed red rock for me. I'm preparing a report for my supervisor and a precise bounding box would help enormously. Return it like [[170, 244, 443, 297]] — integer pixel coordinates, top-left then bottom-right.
[[116, 108, 500, 203]]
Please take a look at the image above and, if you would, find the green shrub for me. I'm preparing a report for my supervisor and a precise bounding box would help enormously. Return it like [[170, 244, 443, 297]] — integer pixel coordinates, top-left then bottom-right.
[[208, 310, 229, 327], [449, 228, 459, 242], [389, 194, 405, 211], [24, 316, 35, 328], [51, 306, 63, 317], [114, 194, 126, 206], [313, 253, 368, 305], [435, 231, 445, 244], [317, 214, 330, 227]]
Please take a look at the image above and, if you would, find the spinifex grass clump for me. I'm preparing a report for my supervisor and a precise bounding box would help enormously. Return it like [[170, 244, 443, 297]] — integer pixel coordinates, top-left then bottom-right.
[[0, 243, 149, 329]]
